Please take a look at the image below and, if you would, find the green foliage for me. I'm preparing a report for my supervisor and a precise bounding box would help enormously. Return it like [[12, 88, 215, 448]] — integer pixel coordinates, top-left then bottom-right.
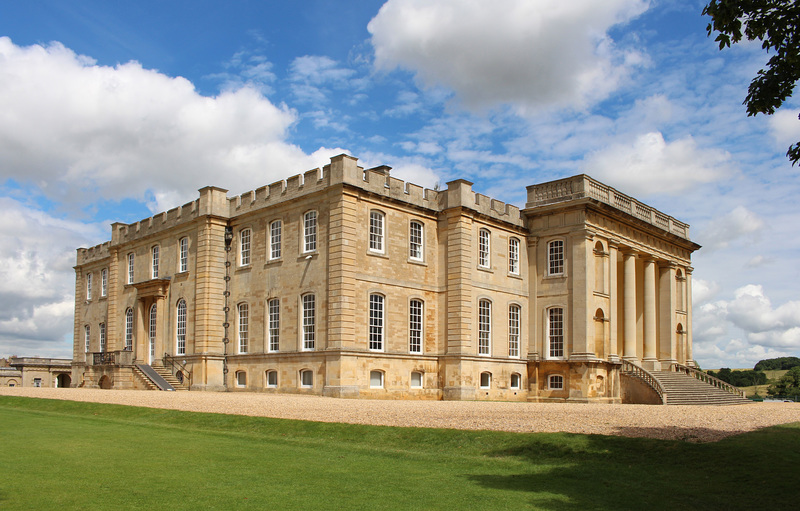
[[707, 367, 768, 387], [703, 0, 800, 165], [1, 396, 800, 510], [768, 366, 800, 397], [754, 356, 800, 371]]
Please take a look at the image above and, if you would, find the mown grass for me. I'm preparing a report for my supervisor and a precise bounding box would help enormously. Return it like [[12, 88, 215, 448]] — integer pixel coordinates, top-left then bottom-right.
[[0, 396, 798, 510]]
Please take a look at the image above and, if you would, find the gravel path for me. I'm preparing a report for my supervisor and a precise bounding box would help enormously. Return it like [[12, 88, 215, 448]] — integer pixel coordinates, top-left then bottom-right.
[[2, 387, 799, 442]]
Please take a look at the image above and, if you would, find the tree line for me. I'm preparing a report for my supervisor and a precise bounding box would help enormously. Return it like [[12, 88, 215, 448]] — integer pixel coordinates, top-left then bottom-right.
[[707, 357, 800, 397]]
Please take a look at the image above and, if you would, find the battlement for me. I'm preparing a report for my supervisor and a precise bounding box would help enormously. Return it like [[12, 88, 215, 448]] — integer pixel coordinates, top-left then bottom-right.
[[228, 166, 328, 217], [112, 198, 201, 245], [77, 241, 111, 265], [443, 179, 525, 227]]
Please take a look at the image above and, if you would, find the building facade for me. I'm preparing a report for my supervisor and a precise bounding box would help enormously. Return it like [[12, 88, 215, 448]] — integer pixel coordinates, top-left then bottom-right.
[[72, 154, 699, 402], [1, 357, 73, 388]]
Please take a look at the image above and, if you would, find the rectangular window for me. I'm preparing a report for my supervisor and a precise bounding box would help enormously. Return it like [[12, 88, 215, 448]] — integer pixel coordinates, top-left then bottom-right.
[[125, 308, 133, 351], [238, 303, 249, 354], [267, 370, 278, 387], [128, 253, 135, 284], [179, 237, 189, 273], [33, 378, 42, 388], [548, 307, 564, 358], [302, 294, 315, 350], [508, 237, 519, 275], [509, 305, 520, 358], [409, 299, 423, 353], [268, 298, 280, 352], [549, 374, 564, 390], [369, 211, 384, 253], [410, 371, 423, 388], [304, 211, 317, 253], [270, 220, 282, 260], [86, 273, 92, 300], [548, 240, 564, 275], [176, 300, 186, 355], [152, 245, 159, 278], [99, 323, 106, 353], [101, 269, 107, 297], [149, 304, 157, 362], [409, 221, 423, 261], [240, 229, 251, 266], [369, 294, 384, 351], [478, 299, 491, 355], [85, 325, 91, 352], [478, 229, 490, 268]]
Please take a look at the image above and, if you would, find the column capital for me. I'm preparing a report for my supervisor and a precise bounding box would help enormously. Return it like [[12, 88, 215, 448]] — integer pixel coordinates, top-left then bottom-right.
[[686, 266, 694, 275], [658, 260, 678, 269], [526, 235, 539, 247], [608, 238, 621, 249]]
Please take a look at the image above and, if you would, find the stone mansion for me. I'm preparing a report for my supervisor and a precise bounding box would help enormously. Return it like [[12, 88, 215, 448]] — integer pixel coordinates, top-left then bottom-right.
[[73, 154, 700, 402]]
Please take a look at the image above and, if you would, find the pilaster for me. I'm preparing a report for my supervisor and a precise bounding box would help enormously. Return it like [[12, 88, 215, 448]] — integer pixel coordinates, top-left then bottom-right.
[[326, 188, 358, 351], [658, 261, 678, 366], [622, 250, 638, 362], [607, 239, 620, 362], [107, 249, 120, 350], [570, 229, 596, 361], [642, 257, 659, 370]]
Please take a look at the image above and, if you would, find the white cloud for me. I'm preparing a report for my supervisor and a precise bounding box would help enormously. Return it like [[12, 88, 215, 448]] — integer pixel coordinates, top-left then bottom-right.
[[581, 132, 730, 196], [698, 206, 764, 252], [768, 108, 800, 148], [368, 0, 650, 112], [692, 278, 720, 306], [0, 37, 342, 212]]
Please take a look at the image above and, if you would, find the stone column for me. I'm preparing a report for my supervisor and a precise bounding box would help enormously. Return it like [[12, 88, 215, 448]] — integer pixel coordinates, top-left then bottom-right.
[[622, 250, 637, 361], [569, 229, 596, 361], [642, 257, 659, 370], [658, 261, 678, 367], [686, 267, 695, 366], [608, 240, 620, 362]]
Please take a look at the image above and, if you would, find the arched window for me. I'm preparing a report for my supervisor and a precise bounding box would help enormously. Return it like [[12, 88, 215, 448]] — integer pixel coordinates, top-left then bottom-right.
[[176, 299, 187, 355], [547, 240, 564, 275], [238, 303, 249, 354], [409, 221, 424, 260], [269, 220, 282, 260], [235, 370, 247, 388], [409, 299, 423, 353], [151, 245, 160, 278], [124, 308, 133, 351], [239, 228, 251, 266], [547, 307, 564, 358], [303, 211, 317, 253], [267, 298, 280, 352], [149, 303, 157, 363], [478, 299, 491, 355], [548, 374, 564, 390], [410, 371, 423, 389], [510, 373, 521, 389], [84, 325, 91, 352], [370, 370, 384, 389], [508, 237, 520, 275], [478, 229, 491, 268], [369, 211, 385, 253], [300, 369, 313, 388], [302, 294, 315, 350], [480, 372, 492, 389], [99, 323, 106, 353], [266, 370, 278, 388], [508, 304, 521, 358], [179, 237, 189, 272], [369, 293, 384, 351]]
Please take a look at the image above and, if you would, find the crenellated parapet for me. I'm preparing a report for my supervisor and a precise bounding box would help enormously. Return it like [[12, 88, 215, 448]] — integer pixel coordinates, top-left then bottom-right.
[[111, 198, 202, 245], [443, 179, 525, 227], [77, 241, 111, 265]]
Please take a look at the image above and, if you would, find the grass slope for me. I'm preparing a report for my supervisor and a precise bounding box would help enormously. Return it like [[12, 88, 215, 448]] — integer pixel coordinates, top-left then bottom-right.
[[0, 396, 798, 510]]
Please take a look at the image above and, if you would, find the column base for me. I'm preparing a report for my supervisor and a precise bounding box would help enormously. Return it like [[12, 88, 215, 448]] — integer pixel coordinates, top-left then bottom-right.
[[641, 358, 661, 371]]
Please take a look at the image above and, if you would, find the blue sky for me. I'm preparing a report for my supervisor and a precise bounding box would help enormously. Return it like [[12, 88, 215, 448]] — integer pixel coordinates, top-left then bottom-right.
[[1, 0, 798, 369]]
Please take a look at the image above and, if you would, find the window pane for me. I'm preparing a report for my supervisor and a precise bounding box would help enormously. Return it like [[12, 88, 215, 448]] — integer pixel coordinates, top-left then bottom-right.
[[128, 253, 135, 284], [85, 326, 91, 352], [270, 220, 282, 259], [549, 308, 564, 358], [511, 373, 521, 389], [304, 212, 317, 252], [409, 221, 423, 260], [479, 229, 490, 267], [101, 269, 107, 297], [370, 370, 383, 388], [369, 211, 384, 252], [179, 238, 188, 272], [303, 294, 315, 350], [268, 298, 280, 352], [478, 299, 491, 355], [301, 369, 313, 387], [549, 240, 564, 275], [267, 370, 277, 386], [409, 299, 423, 353], [238, 303, 249, 353], [86, 273, 92, 299], [369, 294, 384, 351], [149, 304, 157, 361], [508, 237, 519, 274], [152, 245, 159, 278], [125, 308, 133, 351], [237, 371, 246, 387], [99, 323, 106, 353], [411, 371, 422, 388], [176, 300, 186, 355], [240, 229, 251, 266], [508, 305, 520, 358], [480, 372, 491, 388]]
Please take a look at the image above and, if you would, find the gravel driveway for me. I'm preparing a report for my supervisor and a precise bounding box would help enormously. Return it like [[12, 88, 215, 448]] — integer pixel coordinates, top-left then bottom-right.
[[2, 387, 798, 442]]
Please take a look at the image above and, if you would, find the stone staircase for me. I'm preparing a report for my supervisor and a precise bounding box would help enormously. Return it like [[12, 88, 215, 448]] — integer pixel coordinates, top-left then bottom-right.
[[151, 364, 189, 391], [651, 370, 750, 405]]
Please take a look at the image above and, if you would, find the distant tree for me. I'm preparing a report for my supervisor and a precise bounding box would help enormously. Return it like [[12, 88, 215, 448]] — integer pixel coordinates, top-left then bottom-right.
[[754, 357, 800, 371], [767, 366, 800, 397], [703, 0, 800, 165], [708, 368, 767, 387]]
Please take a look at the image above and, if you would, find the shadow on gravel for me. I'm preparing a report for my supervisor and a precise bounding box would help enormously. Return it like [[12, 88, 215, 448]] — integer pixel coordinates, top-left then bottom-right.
[[468, 424, 800, 510]]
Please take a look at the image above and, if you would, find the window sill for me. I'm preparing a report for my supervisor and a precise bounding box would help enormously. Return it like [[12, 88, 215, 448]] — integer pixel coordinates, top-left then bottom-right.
[[543, 273, 566, 280], [367, 251, 389, 259], [298, 252, 318, 261], [507, 273, 522, 280], [407, 258, 427, 266], [235, 265, 252, 273], [477, 266, 493, 273], [265, 258, 282, 267]]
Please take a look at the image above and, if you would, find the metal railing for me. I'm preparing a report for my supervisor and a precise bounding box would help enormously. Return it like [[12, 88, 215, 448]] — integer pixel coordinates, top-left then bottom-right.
[[668, 363, 746, 398], [92, 352, 117, 365], [621, 360, 668, 404], [163, 353, 191, 387]]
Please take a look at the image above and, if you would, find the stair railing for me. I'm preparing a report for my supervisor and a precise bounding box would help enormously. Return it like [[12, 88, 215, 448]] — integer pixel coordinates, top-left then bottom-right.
[[621, 360, 668, 404], [667, 363, 745, 398], [163, 353, 191, 388]]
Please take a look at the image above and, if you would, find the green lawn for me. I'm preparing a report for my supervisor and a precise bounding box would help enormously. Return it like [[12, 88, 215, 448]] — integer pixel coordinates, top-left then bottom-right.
[[1, 396, 798, 510]]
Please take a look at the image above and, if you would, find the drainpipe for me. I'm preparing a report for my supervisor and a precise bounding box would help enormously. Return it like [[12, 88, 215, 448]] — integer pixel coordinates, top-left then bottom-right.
[[222, 224, 233, 389]]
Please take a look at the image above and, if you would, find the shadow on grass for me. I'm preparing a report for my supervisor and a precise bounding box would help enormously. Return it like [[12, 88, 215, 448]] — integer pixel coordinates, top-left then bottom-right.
[[469, 424, 800, 510]]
